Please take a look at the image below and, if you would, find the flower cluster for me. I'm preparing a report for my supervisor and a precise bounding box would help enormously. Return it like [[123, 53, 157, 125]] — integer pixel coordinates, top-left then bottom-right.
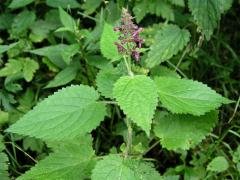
[[114, 8, 143, 62]]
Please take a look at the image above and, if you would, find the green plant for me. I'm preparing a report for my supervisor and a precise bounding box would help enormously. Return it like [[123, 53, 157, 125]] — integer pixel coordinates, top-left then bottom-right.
[[0, 0, 239, 179]]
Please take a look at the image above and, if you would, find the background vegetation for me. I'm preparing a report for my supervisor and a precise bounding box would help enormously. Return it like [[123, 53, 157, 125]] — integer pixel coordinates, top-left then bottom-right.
[[0, 0, 239, 179]]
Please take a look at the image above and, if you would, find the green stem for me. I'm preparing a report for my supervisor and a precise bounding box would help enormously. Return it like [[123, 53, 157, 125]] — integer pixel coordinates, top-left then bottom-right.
[[124, 118, 132, 158], [123, 56, 134, 76]]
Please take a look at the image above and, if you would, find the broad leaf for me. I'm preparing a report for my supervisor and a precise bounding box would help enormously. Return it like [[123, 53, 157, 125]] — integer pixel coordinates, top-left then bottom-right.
[[154, 111, 218, 150], [58, 7, 77, 32], [188, 0, 226, 40], [6, 85, 106, 141], [96, 67, 122, 98], [61, 44, 80, 65], [207, 156, 229, 172], [150, 65, 180, 79], [167, 0, 185, 7], [92, 154, 161, 180], [100, 23, 120, 60], [46, 0, 80, 8], [45, 66, 78, 88], [22, 58, 39, 82], [147, 24, 190, 68], [155, 77, 231, 115], [18, 136, 96, 180], [9, 0, 35, 9], [113, 75, 158, 135], [11, 10, 36, 35]]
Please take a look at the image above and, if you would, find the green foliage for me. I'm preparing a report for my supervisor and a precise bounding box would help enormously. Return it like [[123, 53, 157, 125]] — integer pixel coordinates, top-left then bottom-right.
[[154, 111, 218, 150], [92, 154, 161, 180], [100, 23, 120, 60], [9, 0, 35, 9], [45, 66, 78, 88], [96, 67, 122, 98], [146, 24, 190, 68], [46, 0, 80, 8], [188, 0, 229, 40], [207, 156, 229, 172], [154, 77, 231, 115], [113, 75, 158, 135], [6, 85, 106, 141], [58, 7, 77, 33], [11, 10, 36, 36], [18, 136, 96, 180], [0, 135, 9, 180], [0, 1, 238, 179]]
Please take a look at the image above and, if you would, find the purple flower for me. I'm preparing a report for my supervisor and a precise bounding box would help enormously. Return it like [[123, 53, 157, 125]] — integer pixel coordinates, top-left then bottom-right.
[[113, 8, 143, 62]]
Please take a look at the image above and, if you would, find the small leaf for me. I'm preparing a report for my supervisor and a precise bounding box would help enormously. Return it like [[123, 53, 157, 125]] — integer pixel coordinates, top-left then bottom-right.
[[154, 77, 232, 115], [6, 85, 106, 141], [188, 0, 224, 40], [0, 59, 23, 77], [100, 23, 120, 60], [154, 111, 218, 150], [23, 58, 39, 82], [167, 0, 185, 7], [113, 75, 158, 135], [45, 66, 78, 88], [61, 44, 80, 64], [207, 156, 229, 172], [92, 154, 161, 180], [147, 24, 190, 68], [46, 0, 80, 8], [9, 0, 35, 9], [18, 136, 96, 180], [11, 10, 36, 35], [0, 43, 18, 54], [58, 7, 77, 32], [82, 0, 102, 15], [96, 67, 122, 98]]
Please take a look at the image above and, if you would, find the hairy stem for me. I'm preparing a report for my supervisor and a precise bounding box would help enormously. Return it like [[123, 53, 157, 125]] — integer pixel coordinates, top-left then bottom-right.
[[123, 55, 134, 76]]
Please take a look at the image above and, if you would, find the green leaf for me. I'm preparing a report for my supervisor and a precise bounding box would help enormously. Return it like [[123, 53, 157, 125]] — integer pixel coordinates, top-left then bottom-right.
[[61, 44, 80, 64], [58, 7, 77, 32], [0, 135, 9, 180], [207, 156, 229, 172], [82, 0, 102, 15], [18, 136, 96, 180], [29, 44, 69, 68], [167, 0, 185, 7], [154, 77, 231, 115], [6, 85, 106, 141], [100, 23, 120, 60], [133, 0, 148, 23], [0, 111, 9, 126], [11, 10, 36, 35], [188, 0, 225, 40], [150, 0, 175, 21], [150, 65, 180, 79], [0, 59, 23, 77], [9, 0, 35, 9], [113, 75, 158, 135], [154, 111, 218, 150], [147, 24, 190, 68], [46, 0, 80, 8], [22, 58, 39, 82], [0, 43, 18, 54], [0, 13, 14, 30], [92, 154, 161, 180], [96, 67, 122, 99], [45, 66, 78, 88]]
